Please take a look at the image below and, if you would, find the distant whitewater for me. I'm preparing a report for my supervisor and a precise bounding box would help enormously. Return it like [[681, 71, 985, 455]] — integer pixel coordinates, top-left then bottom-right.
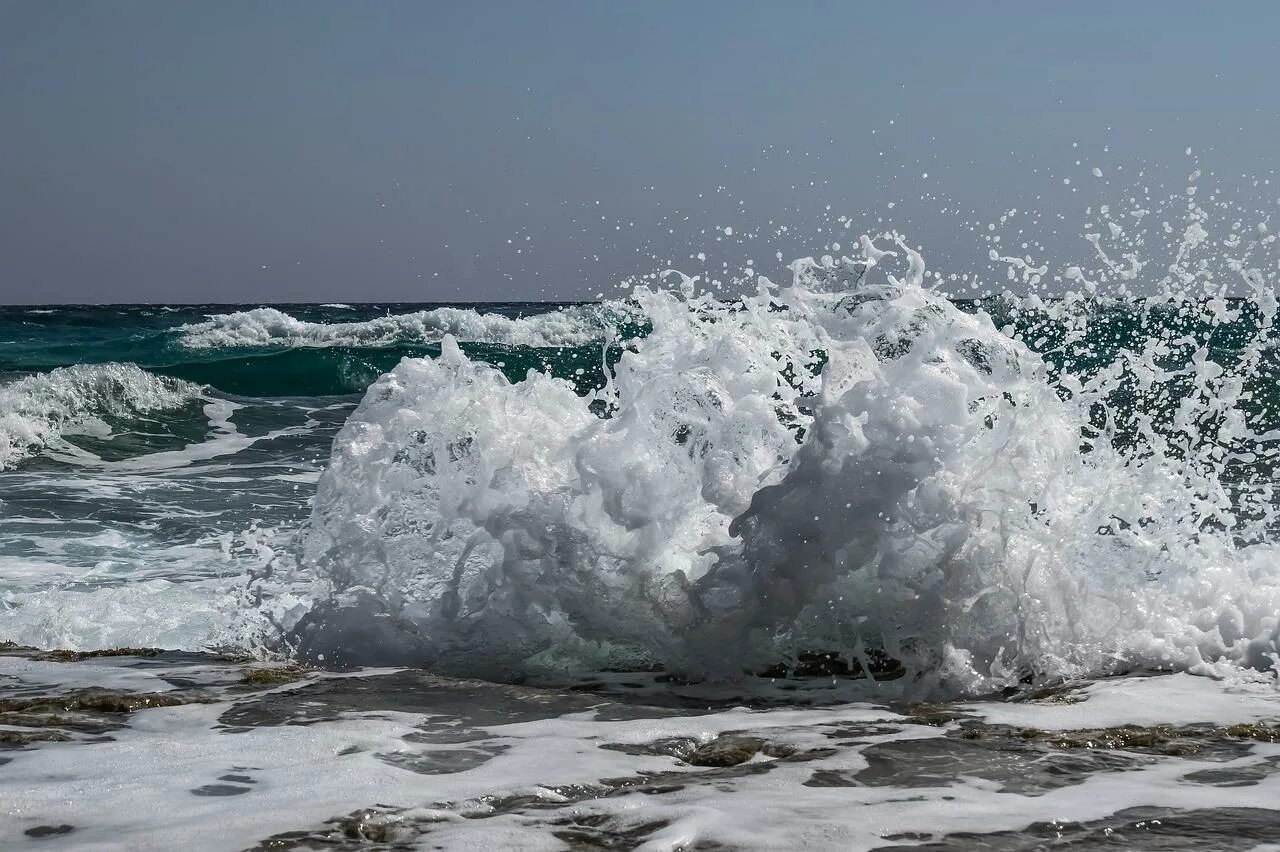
[[178, 302, 636, 349], [259, 236, 1280, 698]]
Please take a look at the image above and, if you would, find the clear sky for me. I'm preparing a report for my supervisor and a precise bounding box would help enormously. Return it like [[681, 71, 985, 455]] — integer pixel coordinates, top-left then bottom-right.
[[2, 1, 1278, 303]]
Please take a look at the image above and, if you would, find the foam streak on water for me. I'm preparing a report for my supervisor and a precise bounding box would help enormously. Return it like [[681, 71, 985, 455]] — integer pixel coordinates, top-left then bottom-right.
[[1, 654, 1278, 850]]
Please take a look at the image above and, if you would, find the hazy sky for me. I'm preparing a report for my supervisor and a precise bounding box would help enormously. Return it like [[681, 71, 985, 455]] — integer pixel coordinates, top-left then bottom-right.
[[2, 1, 1279, 303]]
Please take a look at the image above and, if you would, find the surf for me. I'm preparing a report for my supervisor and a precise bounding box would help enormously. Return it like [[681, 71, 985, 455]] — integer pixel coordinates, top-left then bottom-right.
[[252, 219, 1280, 698], [0, 363, 203, 471]]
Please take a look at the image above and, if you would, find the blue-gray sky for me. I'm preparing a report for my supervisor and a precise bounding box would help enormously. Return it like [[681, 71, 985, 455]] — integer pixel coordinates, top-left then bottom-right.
[[2, 1, 1278, 303]]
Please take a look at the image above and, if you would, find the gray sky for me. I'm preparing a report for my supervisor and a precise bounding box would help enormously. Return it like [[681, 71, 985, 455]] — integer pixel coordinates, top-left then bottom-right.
[[2, 1, 1279, 303]]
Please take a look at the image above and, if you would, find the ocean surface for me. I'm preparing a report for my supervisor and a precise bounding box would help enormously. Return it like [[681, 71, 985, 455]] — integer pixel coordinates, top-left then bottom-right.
[[4, 225, 1280, 848]]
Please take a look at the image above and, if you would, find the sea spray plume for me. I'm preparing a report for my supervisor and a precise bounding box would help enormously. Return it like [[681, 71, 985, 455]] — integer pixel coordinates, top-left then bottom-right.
[[683, 241, 1074, 684], [0, 363, 203, 471], [277, 270, 827, 674], [262, 229, 1280, 696]]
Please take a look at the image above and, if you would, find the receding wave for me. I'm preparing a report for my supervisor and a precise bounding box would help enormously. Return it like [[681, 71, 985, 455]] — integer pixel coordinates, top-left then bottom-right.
[[0, 363, 203, 470], [178, 303, 636, 350]]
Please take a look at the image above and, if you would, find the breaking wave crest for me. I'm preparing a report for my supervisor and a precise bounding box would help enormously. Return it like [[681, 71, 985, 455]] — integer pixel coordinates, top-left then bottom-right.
[[178, 303, 635, 350], [250, 221, 1280, 698], [0, 363, 203, 470]]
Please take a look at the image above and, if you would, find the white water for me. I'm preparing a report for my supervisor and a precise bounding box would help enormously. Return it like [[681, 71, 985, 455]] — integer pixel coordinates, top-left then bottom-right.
[[258, 227, 1280, 698], [0, 364, 203, 472], [178, 303, 630, 349], [2, 659, 1278, 851]]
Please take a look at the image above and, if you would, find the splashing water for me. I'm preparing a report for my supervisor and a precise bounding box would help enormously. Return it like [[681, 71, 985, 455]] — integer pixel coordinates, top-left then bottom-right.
[[250, 203, 1280, 697]]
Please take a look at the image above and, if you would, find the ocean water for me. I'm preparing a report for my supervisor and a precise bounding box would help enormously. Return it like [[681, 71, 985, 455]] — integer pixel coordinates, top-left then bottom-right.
[[4, 211, 1280, 847]]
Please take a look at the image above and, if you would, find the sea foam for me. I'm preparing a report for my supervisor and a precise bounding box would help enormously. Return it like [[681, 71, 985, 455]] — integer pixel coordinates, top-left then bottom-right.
[[178, 303, 631, 350], [262, 229, 1280, 697]]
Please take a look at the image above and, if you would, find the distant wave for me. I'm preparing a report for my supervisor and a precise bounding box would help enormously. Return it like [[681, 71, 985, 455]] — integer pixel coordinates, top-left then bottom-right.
[[0, 363, 202, 470], [178, 304, 632, 350]]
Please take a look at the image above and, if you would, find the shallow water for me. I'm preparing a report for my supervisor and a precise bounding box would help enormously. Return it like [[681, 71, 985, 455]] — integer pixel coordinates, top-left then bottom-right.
[[2, 649, 1279, 850]]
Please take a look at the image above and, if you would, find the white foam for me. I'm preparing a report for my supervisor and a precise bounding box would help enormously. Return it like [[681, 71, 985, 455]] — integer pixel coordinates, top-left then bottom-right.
[[963, 672, 1280, 730], [1, 667, 1277, 850], [0, 364, 203, 471], [178, 303, 630, 349], [96, 400, 308, 473], [265, 232, 1280, 696], [0, 526, 289, 652], [0, 578, 235, 651]]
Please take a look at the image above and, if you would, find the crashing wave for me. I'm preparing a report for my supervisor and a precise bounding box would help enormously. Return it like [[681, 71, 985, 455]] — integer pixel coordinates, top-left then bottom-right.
[[255, 222, 1280, 697], [0, 363, 203, 471], [178, 303, 634, 350]]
